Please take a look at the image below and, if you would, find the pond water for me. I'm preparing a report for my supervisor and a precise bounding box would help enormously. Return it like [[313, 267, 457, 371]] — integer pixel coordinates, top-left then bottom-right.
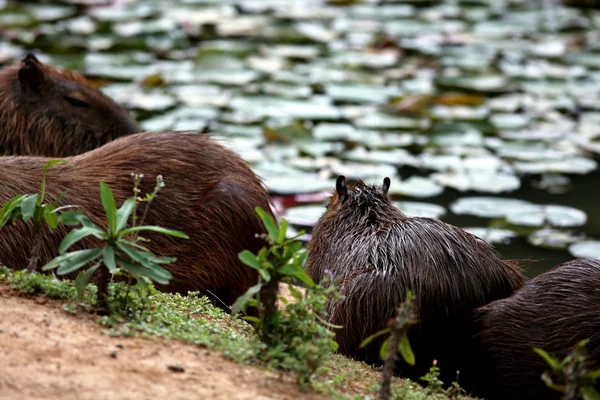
[[2, 0, 600, 277]]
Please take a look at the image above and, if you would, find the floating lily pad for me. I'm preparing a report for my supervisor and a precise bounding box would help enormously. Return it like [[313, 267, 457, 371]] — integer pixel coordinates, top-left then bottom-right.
[[393, 201, 446, 218], [569, 241, 600, 259], [450, 197, 536, 219], [283, 205, 325, 227], [388, 176, 444, 198], [462, 227, 517, 245], [264, 175, 337, 195], [230, 96, 341, 120], [506, 205, 587, 228], [436, 75, 515, 94], [528, 228, 585, 250]]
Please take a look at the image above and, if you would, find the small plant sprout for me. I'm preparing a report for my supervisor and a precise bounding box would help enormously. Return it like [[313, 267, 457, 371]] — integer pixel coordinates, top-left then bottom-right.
[[232, 206, 342, 385], [42, 177, 189, 312], [534, 339, 600, 400], [0, 159, 75, 274], [232, 206, 316, 344], [359, 290, 418, 400]]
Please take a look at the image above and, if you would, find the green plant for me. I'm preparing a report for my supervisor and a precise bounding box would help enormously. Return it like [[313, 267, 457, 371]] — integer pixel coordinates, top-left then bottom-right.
[[360, 291, 418, 400], [0, 159, 74, 273], [232, 206, 317, 343], [419, 361, 466, 398], [42, 175, 189, 311], [232, 206, 342, 385], [534, 339, 600, 400]]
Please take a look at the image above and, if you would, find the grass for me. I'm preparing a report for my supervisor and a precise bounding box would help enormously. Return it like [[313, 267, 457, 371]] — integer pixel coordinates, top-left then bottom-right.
[[0, 266, 478, 400]]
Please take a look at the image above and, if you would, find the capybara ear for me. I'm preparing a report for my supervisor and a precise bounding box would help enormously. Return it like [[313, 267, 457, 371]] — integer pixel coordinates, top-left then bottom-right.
[[382, 177, 391, 195], [18, 55, 44, 92], [336, 175, 348, 198], [22, 52, 39, 63]]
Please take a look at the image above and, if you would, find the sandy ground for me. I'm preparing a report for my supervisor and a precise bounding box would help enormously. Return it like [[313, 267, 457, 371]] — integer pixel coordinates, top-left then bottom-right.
[[0, 285, 326, 400]]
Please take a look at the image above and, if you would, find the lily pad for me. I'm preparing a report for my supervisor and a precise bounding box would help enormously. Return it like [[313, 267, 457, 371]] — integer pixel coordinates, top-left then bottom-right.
[[393, 201, 446, 218], [506, 205, 587, 228], [283, 205, 325, 227], [451, 197, 536, 219], [528, 228, 585, 250], [569, 241, 600, 259], [388, 176, 444, 198], [462, 227, 517, 245]]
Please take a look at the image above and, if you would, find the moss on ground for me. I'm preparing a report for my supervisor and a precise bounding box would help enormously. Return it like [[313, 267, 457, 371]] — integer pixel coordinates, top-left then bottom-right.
[[0, 266, 478, 400]]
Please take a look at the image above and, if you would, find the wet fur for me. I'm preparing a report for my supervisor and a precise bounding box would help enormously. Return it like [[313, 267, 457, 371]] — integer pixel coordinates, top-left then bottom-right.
[[473, 258, 600, 400], [0, 130, 273, 308], [0, 53, 139, 157], [305, 176, 527, 388]]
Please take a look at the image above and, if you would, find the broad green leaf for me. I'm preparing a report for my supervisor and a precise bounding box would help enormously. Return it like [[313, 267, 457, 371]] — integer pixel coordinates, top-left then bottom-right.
[[119, 225, 189, 239], [116, 241, 175, 268], [20, 194, 38, 223], [0, 195, 24, 227], [115, 255, 172, 284], [115, 197, 136, 232], [399, 333, 415, 365], [100, 182, 117, 235], [103, 246, 117, 273], [238, 250, 260, 269], [380, 337, 390, 360], [255, 207, 279, 241], [242, 316, 261, 324], [278, 263, 315, 287], [283, 240, 304, 260], [296, 250, 309, 267], [533, 347, 560, 370], [75, 263, 100, 301], [581, 387, 600, 400], [231, 282, 263, 315], [585, 370, 600, 380], [55, 248, 103, 275], [60, 211, 98, 228], [59, 226, 105, 253], [43, 209, 59, 229], [278, 218, 288, 244], [359, 328, 391, 348], [258, 268, 271, 282]]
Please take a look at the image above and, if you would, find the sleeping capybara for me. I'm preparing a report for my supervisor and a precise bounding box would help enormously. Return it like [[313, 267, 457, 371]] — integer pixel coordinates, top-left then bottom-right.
[[304, 176, 527, 388], [473, 258, 600, 400], [0, 130, 273, 309], [0, 53, 139, 157]]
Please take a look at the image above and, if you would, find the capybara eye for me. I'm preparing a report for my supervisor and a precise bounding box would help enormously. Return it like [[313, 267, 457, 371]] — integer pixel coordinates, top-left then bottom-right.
[[64, 96, 90, 108]]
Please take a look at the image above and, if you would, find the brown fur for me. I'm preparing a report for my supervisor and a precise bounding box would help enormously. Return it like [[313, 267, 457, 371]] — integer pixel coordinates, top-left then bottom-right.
[[0, 53, 139, 157], [473, 258, 600, 400], [0, 130, 273, 309], [304, 176, 528, 390]]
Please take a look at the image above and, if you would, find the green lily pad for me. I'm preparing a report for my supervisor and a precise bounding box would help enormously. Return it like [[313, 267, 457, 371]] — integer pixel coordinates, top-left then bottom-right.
[[388, 176, 444, 198], [450, 197, 536, 219], [462, 227, 517, 245], [283, 205, 325, 227], [569, 241, 600, 259], [528, 228, 585, 250], [506, 205, 587, 228], [393, 201, 446, 218]]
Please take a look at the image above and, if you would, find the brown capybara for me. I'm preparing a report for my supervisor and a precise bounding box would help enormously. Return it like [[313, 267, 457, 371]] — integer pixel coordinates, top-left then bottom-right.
[[0, 53, 140, 157], [0, 130, 273, 310], [472, 258, 600, 400], [304, 176, 527, 389]]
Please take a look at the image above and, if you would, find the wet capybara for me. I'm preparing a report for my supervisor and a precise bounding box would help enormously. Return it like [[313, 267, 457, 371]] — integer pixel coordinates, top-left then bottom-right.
[[0, 130, 273, 309], [304, 176, 527, 388], [0, 53, 140, 157], [473, 258, 600, 400]]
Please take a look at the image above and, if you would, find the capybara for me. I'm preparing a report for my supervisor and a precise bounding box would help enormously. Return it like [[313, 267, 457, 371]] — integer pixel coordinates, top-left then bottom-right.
[[473, 258, 600, 400], [0, 53, 140, 157], [304, 176, 527, 388], [0, 130, 273, 309]]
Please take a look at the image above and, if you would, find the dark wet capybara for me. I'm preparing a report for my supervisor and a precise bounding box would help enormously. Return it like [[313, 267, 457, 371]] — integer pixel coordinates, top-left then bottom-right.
[[473, 258, 600, 400], [0, 53, 140, 157], [304, 176, 527, 388], [0, 130, 273, 310]]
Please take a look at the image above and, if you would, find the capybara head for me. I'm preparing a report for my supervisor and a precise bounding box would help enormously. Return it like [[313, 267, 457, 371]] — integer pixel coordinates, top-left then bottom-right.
[[0, 53, 140, 157], [0, 130, 273, 311], [473, 258, 600, 400], [305, 175, 527, 388]]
